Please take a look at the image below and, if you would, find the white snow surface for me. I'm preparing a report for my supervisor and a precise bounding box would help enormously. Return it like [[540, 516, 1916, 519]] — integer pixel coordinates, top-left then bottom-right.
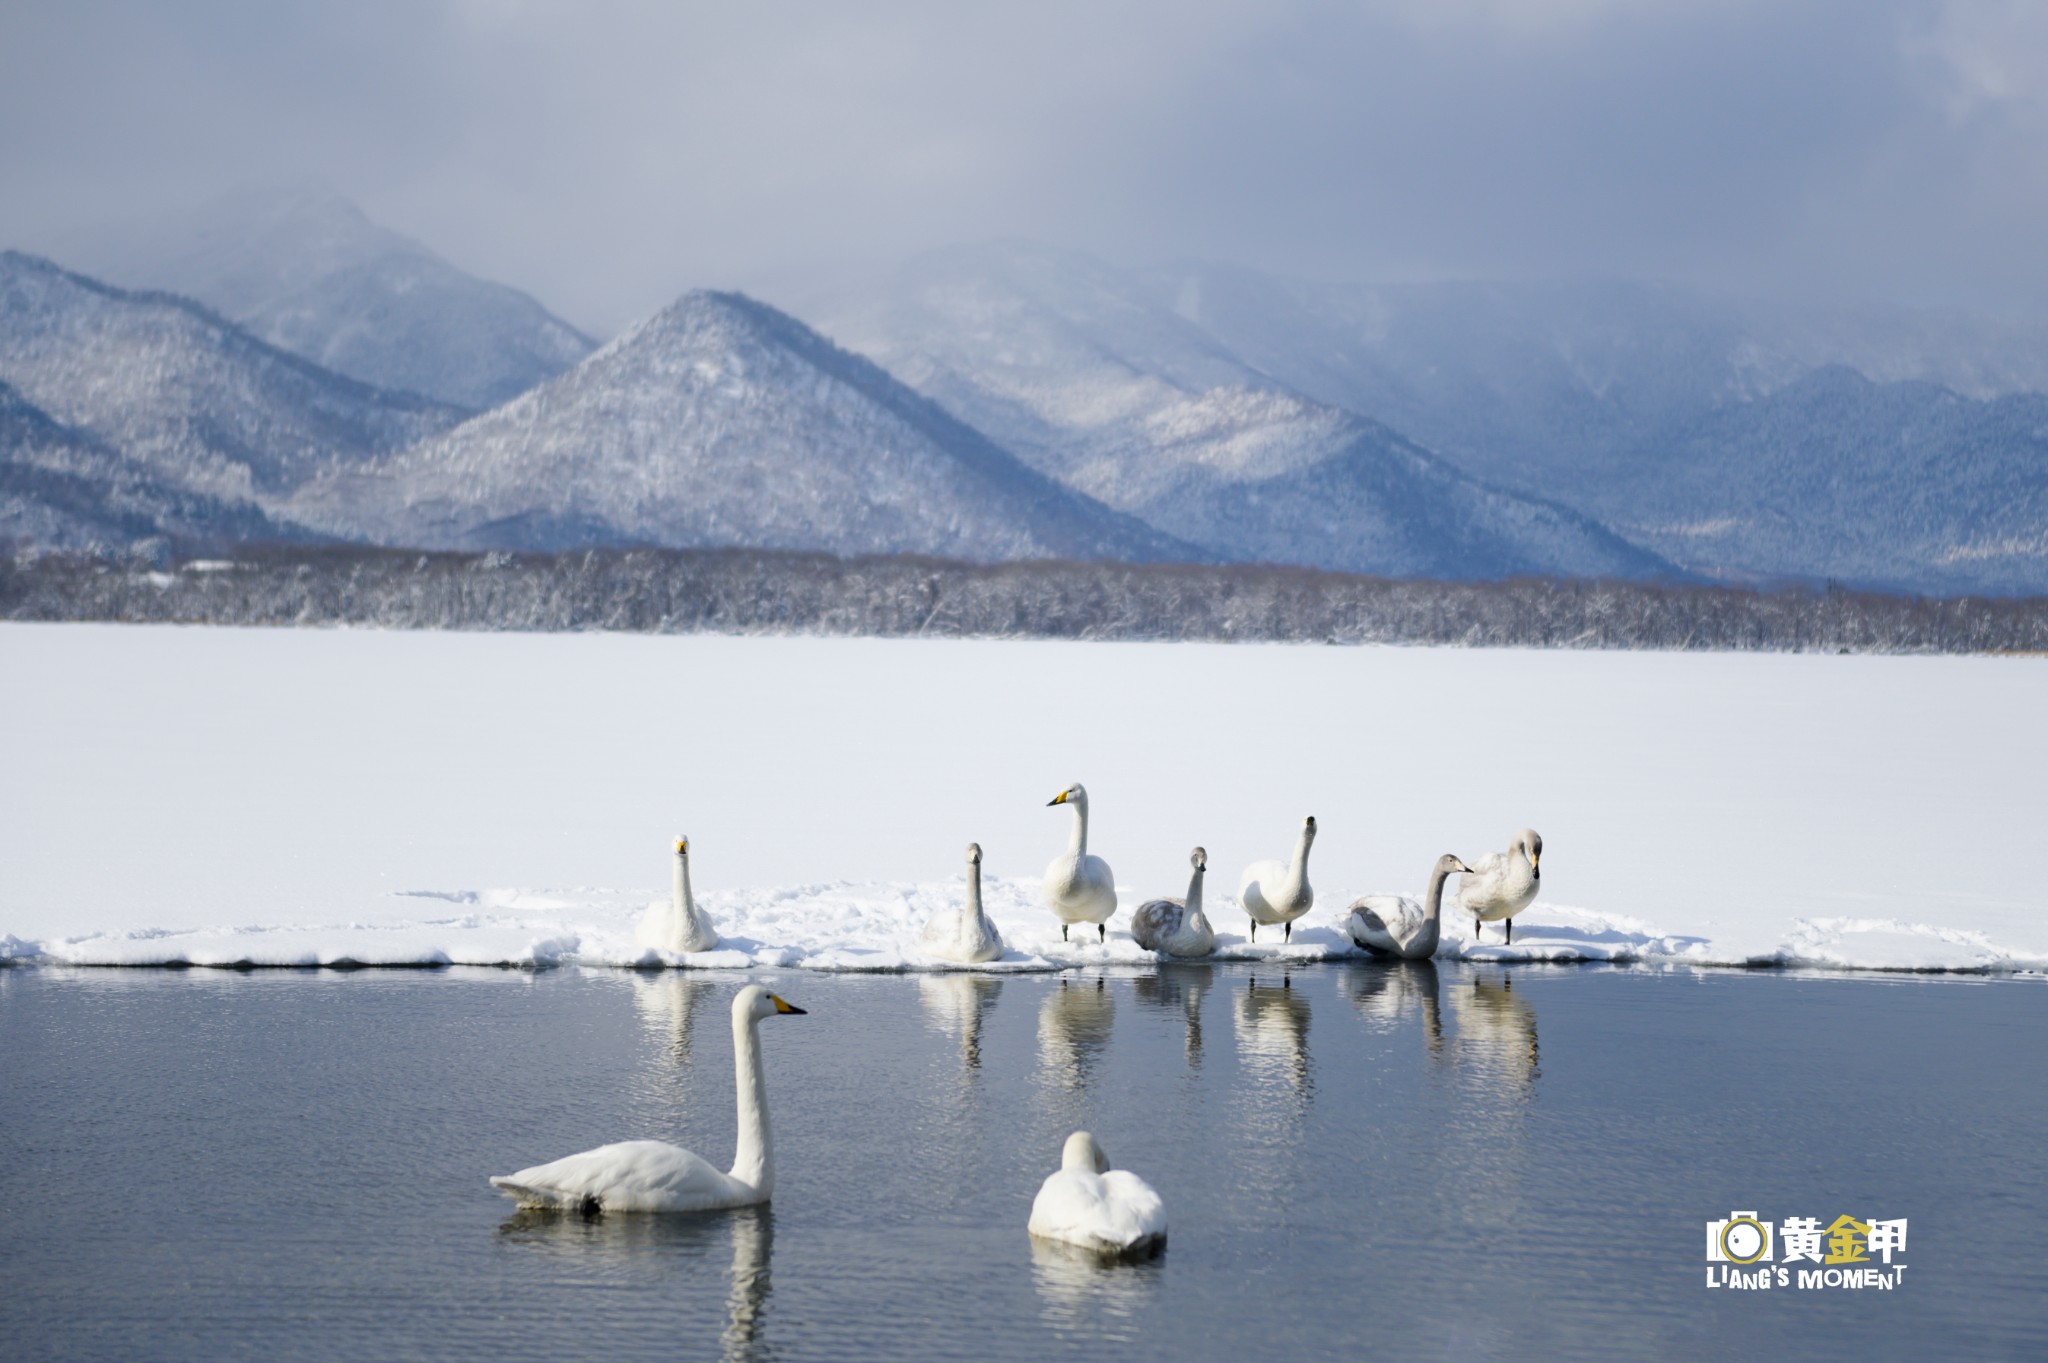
[[3, 625, 2044, 975]]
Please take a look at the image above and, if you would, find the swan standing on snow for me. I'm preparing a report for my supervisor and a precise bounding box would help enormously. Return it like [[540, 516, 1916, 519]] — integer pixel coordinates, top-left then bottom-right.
[[1027, 1131, 1167, 1256], [1347, 853, 1474, 959], [1459, 829, 1543, 945], [1239, 816, 1317, 942], [1043, 783, 1116, 943], [1130, 847, 1215, 958], [490, 985, 805, 1212], [920, 842, 1005, 964], [637, 835, 721, 956]]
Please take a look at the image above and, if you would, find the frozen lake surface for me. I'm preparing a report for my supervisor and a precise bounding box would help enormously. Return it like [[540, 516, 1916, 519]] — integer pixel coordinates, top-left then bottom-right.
[[3, 625, 2045, 973], [1, 965, 2042, 1361]]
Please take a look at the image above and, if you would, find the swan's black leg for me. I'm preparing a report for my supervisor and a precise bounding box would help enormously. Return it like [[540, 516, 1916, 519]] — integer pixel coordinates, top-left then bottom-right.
[[1062, 924, 1069, 942], [1506, 918, 1513, 945], [1475, 915, 1481, 943], [1285, 921, 1292, 943], [1098, 923, 1106, 943], [1249, 920, 1257, 942]]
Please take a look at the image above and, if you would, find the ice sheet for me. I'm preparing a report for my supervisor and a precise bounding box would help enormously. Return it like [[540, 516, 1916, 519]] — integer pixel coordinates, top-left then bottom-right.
[[3, 624, 2044, 974]]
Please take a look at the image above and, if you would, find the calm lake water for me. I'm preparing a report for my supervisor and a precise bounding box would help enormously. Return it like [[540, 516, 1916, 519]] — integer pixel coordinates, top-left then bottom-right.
[[2, 964, 2043, 1361]]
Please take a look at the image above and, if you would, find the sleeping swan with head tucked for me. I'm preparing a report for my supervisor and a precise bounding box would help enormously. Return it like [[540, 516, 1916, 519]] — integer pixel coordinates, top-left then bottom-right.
[[489, 985, 804, 1213], [1027, 1131, 1167, 1256]]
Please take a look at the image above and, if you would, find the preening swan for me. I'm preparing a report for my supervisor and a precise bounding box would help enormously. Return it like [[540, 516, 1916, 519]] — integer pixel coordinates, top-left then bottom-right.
[[1459, 829, 1543, 945], [1043, 783, 1117, 942], [920, 842, 1005, 964], [489, 985, 804, 1212], [1027, 1131, 1167, 1257], [1130, 847, 1216, 958], [637, 835, 721, 956], [1347, 854, 1475, 960], [1239, 816, 1316, 942]]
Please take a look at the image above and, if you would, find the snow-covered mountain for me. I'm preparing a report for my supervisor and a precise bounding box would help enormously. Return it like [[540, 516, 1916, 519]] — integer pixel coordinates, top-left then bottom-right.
[[0, 379, 307, 552], [54, 186, 595, 409], [788, 243, 2048, 594], [288, 289, 1199, 563], [0, 252, 462, 539], [785, 243, 1674, 580]]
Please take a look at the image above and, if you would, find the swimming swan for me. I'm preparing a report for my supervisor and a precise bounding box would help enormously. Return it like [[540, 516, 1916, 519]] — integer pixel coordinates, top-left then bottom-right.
[[637, 835, 721, 956], [1347, 853, 1474, 959], [489, 985, 804, 1212], [1239, 816, 1316, 942], [1130, 847, 1216, 958], [921, 842, 1005, 964], [1044, 783, 1117, 942], [1459, 829, 1543, 945], [1027, 1131, 1167, 1256]]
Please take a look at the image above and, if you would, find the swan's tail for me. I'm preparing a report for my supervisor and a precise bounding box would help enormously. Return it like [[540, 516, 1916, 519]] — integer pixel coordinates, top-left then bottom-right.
[[490, 1176, 577, 1209]]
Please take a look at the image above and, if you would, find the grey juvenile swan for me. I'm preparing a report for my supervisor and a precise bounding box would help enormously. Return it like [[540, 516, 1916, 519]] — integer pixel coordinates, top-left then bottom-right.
[[920, 842, 1005, 964], [1347, 853, 1474, 959], [1130, 847, 1216, 958]]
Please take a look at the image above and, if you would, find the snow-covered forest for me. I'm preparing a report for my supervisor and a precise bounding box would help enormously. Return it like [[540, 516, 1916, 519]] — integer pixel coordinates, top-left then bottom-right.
[[7, 545, 2043, 653]]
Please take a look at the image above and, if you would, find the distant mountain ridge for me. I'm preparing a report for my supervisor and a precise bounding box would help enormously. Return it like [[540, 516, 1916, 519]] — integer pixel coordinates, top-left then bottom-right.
[[288, 289, 1200, 563], [54, 185, 596, 409], [785, 242, 2048, 595], [0, 251, 464, 514]]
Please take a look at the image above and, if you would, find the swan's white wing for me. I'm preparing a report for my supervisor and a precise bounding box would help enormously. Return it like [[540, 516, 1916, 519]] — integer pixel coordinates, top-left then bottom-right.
[[1347, 894, 1418, 953], [1457, 850, 1510, 909], [634, 901, 672, 951], [1028, 1168, 1167, 1252], [491, 1139, 741, 1212], [1239, 859, 1285, 916], [1129, 899, 1183, 952]]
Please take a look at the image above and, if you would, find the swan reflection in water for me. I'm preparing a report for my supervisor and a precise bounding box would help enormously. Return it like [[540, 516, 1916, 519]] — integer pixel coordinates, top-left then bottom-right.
[[1234, 971, 1312, 1097], [1344, 959, 1446, 1060], [631, 973, 715, 1071], [1132, 963, 1214, 1068], [496, 1206, 775, 1361], [916, 973, 1003, 1074], [1452, 971, 1540, 1096], [1029, 1234, 1164, 1342], [1037, 975, 1115, 1093]]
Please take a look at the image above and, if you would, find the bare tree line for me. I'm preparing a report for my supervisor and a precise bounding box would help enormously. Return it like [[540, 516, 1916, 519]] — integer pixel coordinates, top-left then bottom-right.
[[5, 545, 2046, 653]]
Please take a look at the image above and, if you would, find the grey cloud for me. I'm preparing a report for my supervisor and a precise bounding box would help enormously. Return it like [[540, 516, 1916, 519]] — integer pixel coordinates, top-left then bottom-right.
[[3, 0, 2045, 334]]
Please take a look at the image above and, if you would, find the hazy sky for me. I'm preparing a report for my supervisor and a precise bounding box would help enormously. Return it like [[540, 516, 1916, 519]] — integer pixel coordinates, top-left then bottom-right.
[[5, 0, 2047, 334]]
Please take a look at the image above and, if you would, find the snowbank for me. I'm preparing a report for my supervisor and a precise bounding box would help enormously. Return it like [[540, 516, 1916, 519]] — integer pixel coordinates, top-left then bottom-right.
[[4, 625, 2044, 976]]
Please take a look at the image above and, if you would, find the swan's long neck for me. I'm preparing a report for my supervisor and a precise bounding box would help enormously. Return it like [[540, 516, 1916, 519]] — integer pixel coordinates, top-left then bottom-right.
[[1284, 829, 1314, 894], [1412, 862, 1454, 956], [674, 854, 695, 918], [1066, 796, 1089, 858], [728, 1013, 772, 1195], [1185, 865, 1207, 924], [965, 858, 987, 929]]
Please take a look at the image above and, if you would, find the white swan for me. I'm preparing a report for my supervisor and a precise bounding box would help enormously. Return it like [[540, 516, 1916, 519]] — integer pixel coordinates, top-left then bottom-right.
[[636, 835, 720, 956], [1239, 816, 1316, 942], [920, 842, 1005, 964], [1027, 1131, 1167, 1256], [1347, 853, 1474, 959], [489, 985, 804, 1212], [1043, 783, 1116, 943], [1459, 828, 1543, 945], [1129, 847, 1215, 958]]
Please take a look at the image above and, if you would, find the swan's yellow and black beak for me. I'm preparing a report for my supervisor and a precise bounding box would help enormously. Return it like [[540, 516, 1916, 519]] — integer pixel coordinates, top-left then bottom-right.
[[770, 995, 806, 1015], [675, 838, 688, 854], [1048, 791, 1068, 806]]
